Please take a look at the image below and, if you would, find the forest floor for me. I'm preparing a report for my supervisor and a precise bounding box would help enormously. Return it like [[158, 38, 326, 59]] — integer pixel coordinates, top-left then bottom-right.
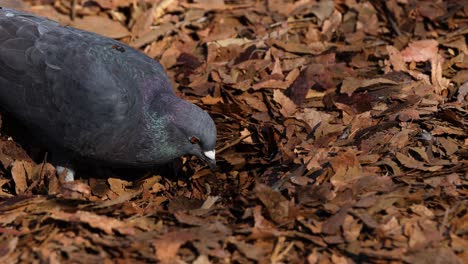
[[0, 0, 466, 263]]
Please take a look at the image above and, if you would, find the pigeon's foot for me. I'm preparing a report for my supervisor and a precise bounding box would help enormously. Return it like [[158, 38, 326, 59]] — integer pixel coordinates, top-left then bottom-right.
[[56, 166, 75, 182]]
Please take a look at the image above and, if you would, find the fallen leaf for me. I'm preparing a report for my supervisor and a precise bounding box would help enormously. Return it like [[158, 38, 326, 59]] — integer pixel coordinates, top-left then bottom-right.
[[456, 81, 468, 103], [49, 210, 136, 235], [322, 205, 351, 235], [295, 108, 332, 130], [401, 39, 439, 62], [341, 77, 397, 96], [72, 15, 130, 39], [0, 237, 18, 263], [329, 150, 363, 187], [273, 89, 297, 117], [11, 161, 32, 195], [108, 178, 132, 196], [153, 231, 195, 264], [255, 183, 290, 224], [396, 152, 444, 172]]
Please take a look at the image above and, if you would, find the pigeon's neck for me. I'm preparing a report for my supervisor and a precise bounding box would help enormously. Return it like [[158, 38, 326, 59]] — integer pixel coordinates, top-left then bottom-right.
[[131, 95, 185, 165]]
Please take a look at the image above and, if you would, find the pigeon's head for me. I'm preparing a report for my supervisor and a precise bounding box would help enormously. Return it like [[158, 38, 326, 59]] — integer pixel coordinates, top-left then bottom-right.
[[172, 100, 217, 168], [147, 94, 217, 168]]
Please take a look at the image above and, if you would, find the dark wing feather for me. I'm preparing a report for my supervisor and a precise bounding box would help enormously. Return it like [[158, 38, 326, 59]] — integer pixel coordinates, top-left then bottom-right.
[[0, 8, 173, 162]]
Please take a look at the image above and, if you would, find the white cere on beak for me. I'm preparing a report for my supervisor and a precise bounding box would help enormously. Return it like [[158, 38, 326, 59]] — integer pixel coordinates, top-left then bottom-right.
[[204, 150, 216, 160]]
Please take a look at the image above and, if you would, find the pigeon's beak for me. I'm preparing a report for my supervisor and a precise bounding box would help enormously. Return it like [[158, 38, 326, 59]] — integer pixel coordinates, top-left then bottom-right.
[[201, 150, 217, 169]]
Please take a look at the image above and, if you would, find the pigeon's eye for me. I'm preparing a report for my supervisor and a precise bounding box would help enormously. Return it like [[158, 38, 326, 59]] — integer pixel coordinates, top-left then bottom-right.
[[189, 136, 200, 144]]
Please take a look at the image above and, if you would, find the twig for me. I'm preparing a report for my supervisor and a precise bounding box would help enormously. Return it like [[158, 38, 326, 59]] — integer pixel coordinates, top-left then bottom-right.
[[71, 0, 77, 21], [216, 133, 251, 154], [269, 17, 316, 28], [381, 1, 402, 36]]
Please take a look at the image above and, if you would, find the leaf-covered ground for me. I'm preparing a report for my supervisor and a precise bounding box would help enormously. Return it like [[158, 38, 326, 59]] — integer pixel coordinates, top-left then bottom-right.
[[0, 0, 467, 263]]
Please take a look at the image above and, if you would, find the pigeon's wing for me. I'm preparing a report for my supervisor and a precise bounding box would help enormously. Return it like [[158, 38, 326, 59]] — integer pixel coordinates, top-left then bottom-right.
[[0, 8, 173, 160]]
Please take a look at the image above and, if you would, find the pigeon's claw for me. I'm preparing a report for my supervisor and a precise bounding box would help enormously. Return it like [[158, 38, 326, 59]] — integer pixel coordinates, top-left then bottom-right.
[[56, 166, 75, 182]]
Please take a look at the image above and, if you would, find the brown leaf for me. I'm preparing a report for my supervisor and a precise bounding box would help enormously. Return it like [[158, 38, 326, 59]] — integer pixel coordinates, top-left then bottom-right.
[[49, 210, 136, 235], [386, 45, 407, 72], [329, 149, 363, 187], [356, 2, 379, 36], [27, 5, 71, 25], [401, 39, 439, 62], [153, 231, 195, 264], [108, 178, 132, 196], [322, 10, 342, 40], [270, 39, 316, 55], [310, 0, 335, 22], [89, 0, 132, 9], [11, 160, 33, 195], [295, 108, 332, 130], [227, 237, 268, 261], [352, 176, 393, 194], [0, 0, 25, 9], [431, 53, 450, 94], [273, 89, 297, 117], [331, 253, 349, 264], [183, 0, 227, 10], [60, 181, 92, 199], [174, 211, 207, 226], [129, 23, 175, 48], [252, 79, 290, 90], [255, 183, 290, 224], [0, 177, 12, 197], [0, 237, 18, 263], [201, 95, 223, 105], [417, 2, 447, 20], [456, 81, 468, 103], [396, 152, 444, 172], [341, 77, 397, 96], [322, 205, 351, 235], [410, 204, 434, 218], [221, 151, 246, 169], [131, 8, 154, 38], [438, 137, 460, 156], [287, 67, 315, 105], [403, 248, 461, 264], [72, 15, 130, 39], [168, 197, 204, 213]]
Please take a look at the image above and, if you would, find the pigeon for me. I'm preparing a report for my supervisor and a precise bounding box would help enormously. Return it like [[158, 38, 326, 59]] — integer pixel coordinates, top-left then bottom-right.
[[0, 8, 217, 181]]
